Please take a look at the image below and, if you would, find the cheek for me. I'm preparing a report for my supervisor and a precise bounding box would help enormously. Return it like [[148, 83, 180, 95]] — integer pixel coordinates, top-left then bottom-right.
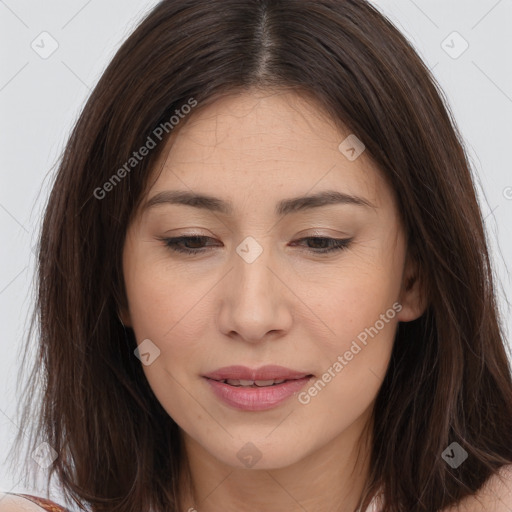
[[296, 304, 398, 432], [123, 259, 215, 408], [301, 254, 402, 394], [306, 266, 401, 344], [125, 263, 211, 428], [123, 252, 209, 341]]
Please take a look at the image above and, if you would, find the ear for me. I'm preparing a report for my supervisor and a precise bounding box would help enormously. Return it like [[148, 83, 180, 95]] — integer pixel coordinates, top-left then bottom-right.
[[396, 253, 428, 322]]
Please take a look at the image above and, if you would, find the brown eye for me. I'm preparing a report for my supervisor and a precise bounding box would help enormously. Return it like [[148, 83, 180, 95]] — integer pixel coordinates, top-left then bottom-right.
[[290, 237, 353, 254], [159, 236, 353, 256], [161, 236, 219, 255]]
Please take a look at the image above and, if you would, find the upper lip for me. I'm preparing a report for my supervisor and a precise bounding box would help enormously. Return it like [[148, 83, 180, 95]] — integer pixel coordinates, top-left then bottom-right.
[[203, 365, 312, 381]]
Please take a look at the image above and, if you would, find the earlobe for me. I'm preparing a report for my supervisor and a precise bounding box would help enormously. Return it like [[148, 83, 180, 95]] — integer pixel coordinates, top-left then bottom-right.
[[396, 259, 428, 323]]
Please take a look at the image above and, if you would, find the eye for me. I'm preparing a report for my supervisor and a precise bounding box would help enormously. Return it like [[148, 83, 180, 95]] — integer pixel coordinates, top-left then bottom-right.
[[160, 235, 218, 255], [290, 236, 353, 254], [159, 235, 353, 256]]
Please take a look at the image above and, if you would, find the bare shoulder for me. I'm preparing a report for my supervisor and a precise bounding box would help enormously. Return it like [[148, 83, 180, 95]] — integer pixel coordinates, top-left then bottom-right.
[[441, 464, 512, 512], [0, 493, 48, 512]]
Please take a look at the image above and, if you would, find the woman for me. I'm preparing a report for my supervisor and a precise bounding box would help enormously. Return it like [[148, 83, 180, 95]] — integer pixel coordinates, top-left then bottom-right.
[[3, 0, 512, 511]]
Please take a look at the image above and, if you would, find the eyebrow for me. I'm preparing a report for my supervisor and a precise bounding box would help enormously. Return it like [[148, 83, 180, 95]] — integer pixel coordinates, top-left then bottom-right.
[[142, 189, 376, 216]]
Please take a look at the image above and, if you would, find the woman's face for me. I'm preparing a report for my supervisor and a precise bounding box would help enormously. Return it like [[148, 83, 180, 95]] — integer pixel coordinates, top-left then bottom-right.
[[121, 88, 424, 470]]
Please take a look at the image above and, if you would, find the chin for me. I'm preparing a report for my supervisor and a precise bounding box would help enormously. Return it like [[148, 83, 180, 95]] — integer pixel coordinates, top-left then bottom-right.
[[203, 435, 311, 471]]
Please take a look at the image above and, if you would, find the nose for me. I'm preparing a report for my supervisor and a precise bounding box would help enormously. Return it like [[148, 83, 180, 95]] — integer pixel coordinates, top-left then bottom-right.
[[217, 243, 293, 343]]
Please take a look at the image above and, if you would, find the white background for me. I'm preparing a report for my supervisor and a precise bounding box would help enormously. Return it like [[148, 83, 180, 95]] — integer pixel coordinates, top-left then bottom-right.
[[1, 0, 511, 504]]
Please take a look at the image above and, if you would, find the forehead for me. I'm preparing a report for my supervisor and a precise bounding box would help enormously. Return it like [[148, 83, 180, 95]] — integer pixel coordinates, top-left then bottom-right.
[[146, 89, 392, 213]]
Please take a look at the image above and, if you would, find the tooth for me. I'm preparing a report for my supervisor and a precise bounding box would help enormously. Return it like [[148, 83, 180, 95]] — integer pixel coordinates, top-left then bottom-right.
[[223, 378, 287, 387], [254, 380, 275, 386]]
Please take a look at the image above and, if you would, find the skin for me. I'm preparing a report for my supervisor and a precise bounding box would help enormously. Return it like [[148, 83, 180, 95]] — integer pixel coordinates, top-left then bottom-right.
[[120, 88, 426, 512]]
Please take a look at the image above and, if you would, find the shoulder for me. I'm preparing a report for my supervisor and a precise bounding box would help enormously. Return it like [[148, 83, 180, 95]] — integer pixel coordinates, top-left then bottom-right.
[[0, 493, 68, 512], [440, 464, 512, 512]]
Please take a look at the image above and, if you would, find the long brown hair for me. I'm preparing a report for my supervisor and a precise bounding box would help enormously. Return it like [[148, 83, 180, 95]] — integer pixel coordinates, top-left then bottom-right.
[[8, 1, 512, 511]]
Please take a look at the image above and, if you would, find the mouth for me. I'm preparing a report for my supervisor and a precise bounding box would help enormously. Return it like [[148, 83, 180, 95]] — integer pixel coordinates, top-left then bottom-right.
[[209, 377, 309, 387], [202, 365, 314, 411], [202, 364, 313, 383]]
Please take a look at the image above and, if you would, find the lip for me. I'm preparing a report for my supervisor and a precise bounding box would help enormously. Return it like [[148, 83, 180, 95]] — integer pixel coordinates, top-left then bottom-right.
[[202, 365, 314, 411], [203, 365, 311, 381]]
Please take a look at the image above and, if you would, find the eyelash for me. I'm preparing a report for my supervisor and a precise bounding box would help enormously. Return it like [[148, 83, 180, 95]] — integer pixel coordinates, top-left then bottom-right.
[[159, 235, 353, 256]]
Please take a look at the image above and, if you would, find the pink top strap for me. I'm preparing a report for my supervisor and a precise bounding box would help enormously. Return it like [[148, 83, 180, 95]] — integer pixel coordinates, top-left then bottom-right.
[[7, 493, 69, 512]]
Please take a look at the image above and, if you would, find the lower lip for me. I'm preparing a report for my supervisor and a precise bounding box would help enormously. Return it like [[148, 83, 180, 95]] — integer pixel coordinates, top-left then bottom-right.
[[204, 376, 313, 411]]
